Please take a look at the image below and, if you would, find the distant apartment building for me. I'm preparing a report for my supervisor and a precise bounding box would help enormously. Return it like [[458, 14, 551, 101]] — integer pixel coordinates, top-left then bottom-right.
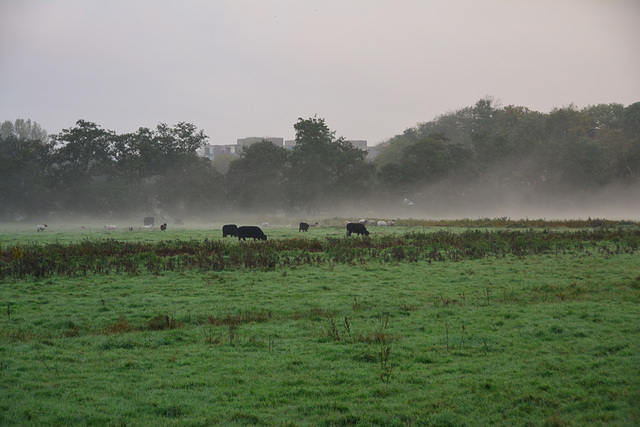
[[202, 144, 237, 160], [201, 137, 379, 160]]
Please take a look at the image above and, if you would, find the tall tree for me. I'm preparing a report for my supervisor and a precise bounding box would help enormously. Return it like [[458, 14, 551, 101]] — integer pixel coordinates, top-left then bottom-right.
[[49, 120, 117, 215], [1, 118, 48, 142], [225, 140, 289, 211], [147, 122, 211, 215], [288, 117, 373, 211], [0, 134, 54, 219]]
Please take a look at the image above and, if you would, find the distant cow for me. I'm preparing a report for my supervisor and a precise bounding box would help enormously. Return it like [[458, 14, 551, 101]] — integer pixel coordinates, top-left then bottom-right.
[[36, 224, 47, 232], [299, 222, 310, 232], [105, 225, 117, 231], [347, 222, 369, 237], [223, 224, 238, 238], [143, 216, 155, 227], [377, 221, 388, 227], [237, 226, 267, 241], [160, 223, 167, 231]]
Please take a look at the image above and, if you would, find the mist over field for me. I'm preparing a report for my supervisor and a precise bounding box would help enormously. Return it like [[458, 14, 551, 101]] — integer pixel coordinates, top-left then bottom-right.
[[2, 100, 640, 225]]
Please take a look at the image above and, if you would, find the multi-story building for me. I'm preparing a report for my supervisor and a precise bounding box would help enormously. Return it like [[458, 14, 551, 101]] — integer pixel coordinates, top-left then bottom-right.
[[201, 144, 237, 160], [201, 137, 379, 160]]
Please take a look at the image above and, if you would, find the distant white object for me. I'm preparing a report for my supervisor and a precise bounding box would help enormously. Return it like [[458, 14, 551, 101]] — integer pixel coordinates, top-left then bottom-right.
[[358, 219, 366, 224], [377, 221, 388, 227], [262, 222, 269, 227], [105, 224, 117, 231], [142, 225, 152, 229], [403, 198, 414, 207], [388, 220, 395, 226], [36, 224, 47, 232]]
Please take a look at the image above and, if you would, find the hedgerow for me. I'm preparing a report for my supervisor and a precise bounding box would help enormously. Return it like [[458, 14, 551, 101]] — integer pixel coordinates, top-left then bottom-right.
[[1, 228, 639, 279]]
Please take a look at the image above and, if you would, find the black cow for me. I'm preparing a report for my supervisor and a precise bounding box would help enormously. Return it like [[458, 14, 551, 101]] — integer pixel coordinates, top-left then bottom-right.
[[299, 222, 309, 232], [222, 224, 238, 238], [160, 223, 167, 231], [237, 226, 267, 241], [347, 222, 369, 236], [143, 216, 155, 227]]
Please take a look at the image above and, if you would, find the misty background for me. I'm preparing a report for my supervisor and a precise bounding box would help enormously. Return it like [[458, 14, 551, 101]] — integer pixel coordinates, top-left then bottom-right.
[[1, 1, 639, 221], [2, 98, 639, 222], [1, 1, 639, 145]]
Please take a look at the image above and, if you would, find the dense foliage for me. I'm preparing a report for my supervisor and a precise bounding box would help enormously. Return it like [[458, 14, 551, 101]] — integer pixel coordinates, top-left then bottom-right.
[[2, 225, 638, 279], [375, 99, 640, 208], [1, 99, 639, 220]]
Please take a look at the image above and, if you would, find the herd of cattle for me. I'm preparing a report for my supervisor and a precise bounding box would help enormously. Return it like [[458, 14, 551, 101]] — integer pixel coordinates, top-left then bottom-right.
[[35, 217, 395, 240]]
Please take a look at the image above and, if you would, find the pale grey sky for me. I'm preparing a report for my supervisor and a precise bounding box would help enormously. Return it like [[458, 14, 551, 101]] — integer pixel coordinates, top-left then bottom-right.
[[1, 0, 639, 146]]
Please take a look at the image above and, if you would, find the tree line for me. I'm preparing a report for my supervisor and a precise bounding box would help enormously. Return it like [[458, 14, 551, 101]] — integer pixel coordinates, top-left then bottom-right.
[[1, 98, 639, 220]]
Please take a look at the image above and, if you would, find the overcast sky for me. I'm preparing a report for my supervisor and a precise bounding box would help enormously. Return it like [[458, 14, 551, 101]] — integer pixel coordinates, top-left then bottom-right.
[[1, 0, 639, 146]]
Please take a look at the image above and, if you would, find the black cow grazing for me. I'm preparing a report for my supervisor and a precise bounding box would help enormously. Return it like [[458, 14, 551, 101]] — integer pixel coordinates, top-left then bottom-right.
[[347, 222, 369, 237], [222, 224, 238, 238], [160, 223, 167, 231], [237, 226, 267, 241], [299, 222, 310, 232], [144, 216, 155, 227]]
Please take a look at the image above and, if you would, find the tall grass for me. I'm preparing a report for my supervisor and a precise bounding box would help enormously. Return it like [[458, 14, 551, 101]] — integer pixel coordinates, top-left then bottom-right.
[[2, 228, 638, 279]]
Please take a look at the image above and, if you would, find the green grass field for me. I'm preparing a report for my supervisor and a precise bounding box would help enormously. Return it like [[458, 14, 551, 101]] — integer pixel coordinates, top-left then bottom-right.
[[1, 221, 639, 425]]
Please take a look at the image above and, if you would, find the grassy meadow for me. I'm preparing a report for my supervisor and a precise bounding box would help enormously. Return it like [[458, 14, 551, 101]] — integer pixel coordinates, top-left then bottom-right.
[[1, 219, 639, 425]]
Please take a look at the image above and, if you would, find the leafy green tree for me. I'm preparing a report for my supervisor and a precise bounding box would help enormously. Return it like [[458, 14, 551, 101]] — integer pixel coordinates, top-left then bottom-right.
[[544, 105, 595, 141], [615, 103, 640, 180], [145, 123, 212, 215], [1, 118, 48, 142], [399, 134, 455, 183], [584, 103, 625, 131], [49, 120, 118, 215], [0, 134, 54, 219], [373, 134, 413, 167], [377, 134, 468, 192], [211, 152, 235, 174], [225, 140, 289, 212], [162, 157, 226, 215], [535, 106, 606, 189], [621, 102, 640, 140], [288, 117, 373, 211], [594, 129, 633, 181], [48, 120, 213, 216], [113, 127, 163, 184]]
